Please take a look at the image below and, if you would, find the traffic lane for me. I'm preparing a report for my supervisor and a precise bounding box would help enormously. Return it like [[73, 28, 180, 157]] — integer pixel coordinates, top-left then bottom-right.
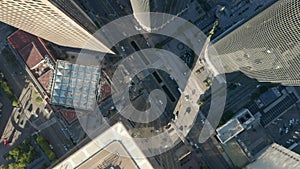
[[197, 138, 231, 169], [87, 0, 118, 20], [0, 89, 14, 139], [40, 124, 69, 157], [0, 25, 14, 42], [0, 48, 27, 97]]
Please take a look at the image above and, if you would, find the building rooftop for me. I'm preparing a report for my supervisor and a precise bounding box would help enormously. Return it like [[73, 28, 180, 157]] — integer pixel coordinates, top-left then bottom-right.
[[217, 109, 255, 144], [99, 81, 111, 101], [258, 87, 281, 107], [50, 60, 101, 111], [217, 118, 244, 144], [19, 42, 44, 69], [53, 122, 153, 169], [7, 30, 55, 61], [60, 109, 77, 125], [77, 141, 139, 169], [38, 70, 53, 91], [7, 30, 55, 93], [245, 143, 300, 169]]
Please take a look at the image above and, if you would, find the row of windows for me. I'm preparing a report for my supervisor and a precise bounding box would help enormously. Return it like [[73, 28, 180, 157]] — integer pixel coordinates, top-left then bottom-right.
[[0, 0, 101, 51], [214, 0, 300, 85]]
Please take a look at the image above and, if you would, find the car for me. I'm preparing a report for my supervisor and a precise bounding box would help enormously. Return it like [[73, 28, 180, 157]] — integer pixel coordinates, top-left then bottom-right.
[[134, 25, 142, 31], [146, 41, 150, 47], [3, 138, 8, 146], [271, 121, 278, 125], [63, 145, 68, 151], [178, 88, 183, 94], [187, 139, 193, 146], [120, 46, 126, 52], [235, 82, 242, 86], [158, 100, 163, 105], [49, 144, 53, 150]]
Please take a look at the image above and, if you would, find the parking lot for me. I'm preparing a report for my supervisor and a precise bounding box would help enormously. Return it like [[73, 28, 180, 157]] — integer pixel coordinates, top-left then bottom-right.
[[265, 102, 300, 148]]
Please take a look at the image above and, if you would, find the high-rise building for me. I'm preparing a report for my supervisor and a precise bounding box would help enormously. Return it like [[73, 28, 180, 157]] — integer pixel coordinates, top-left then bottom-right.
[[0, 0, 112, 53], [214, 0, 300, 86], [130, 0, 187, 31], [53, 122, 153, 169], [50, 0, 98, 33]]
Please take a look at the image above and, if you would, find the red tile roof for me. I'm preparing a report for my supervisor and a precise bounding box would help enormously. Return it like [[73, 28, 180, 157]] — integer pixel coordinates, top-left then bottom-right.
[[38, 70, 53, 90], [19, 43, 43, 69], [100, 82, 111, 100], [7, 30, 56, 93], [60, 110, 77, 125], [7, 30, 54, 62]]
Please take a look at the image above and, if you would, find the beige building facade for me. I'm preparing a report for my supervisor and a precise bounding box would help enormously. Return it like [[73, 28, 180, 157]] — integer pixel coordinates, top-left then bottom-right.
[[130, 0, 187, 31], [214, 0, 300, 86], [0, 0, 112, 53]]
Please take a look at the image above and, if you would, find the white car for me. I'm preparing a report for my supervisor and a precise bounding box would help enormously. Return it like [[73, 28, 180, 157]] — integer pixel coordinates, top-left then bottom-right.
[[63, 145, 68, 151], [158, 100, 163, 105], [120, 46, 126, 52]]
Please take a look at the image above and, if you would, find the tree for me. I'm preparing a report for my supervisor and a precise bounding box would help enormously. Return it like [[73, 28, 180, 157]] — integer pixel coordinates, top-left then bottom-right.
[[35, 97, 43, 104], [48, 152, 56, 161], [12, 100, 18, 107], [0, 165, 8, 169], [9, 147, 20, 159], [36, 135, 56, 162], [6, 137, 40, 168]]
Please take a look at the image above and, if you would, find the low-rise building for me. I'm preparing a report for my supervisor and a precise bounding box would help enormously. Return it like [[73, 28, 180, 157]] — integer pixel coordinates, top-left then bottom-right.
[[217, 109, 255, 144], [7, 30, 56, 99], [50, 60, 101, 111]]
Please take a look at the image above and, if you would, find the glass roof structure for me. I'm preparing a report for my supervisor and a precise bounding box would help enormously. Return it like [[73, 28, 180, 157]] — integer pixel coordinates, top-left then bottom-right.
[[50, 60, 101, 111]]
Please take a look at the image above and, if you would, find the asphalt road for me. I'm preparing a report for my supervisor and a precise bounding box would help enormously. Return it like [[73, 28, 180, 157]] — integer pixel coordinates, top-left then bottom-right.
[[0, 89, 13, 140], [198, 137, 231, 169], [0, 24, 17, 140]]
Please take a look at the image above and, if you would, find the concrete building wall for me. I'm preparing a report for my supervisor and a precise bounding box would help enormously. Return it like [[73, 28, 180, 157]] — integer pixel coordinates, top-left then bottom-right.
[[130, 0, 187, 31], [49, 0, 98, 33], [0, 0, 111, 53]]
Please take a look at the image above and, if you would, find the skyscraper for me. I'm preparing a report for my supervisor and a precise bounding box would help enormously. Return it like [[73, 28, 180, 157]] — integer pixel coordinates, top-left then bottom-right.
[[0, 0, 112, 53], [214, 0, 300, 85], [50, 0, 98, 33], [130, 0, 187, 31]]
